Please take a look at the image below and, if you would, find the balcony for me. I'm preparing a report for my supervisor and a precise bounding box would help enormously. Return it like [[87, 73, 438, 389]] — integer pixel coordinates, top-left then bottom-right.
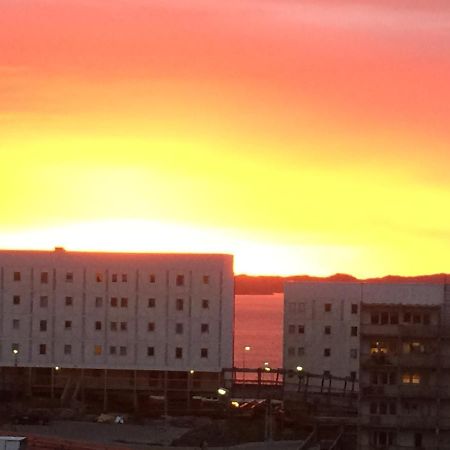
[[398, 353, 438, 368], [399, 325, 439, 339], [361, 324, 400, 337], [361, 353, 397, 369], [360, 414, 438, 429], [399, 384, 437, 398]]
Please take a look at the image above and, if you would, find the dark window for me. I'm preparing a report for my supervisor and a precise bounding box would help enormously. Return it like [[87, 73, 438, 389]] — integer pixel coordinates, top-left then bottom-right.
[[176, 298, 184, 311], [66, 272, 73, 282], [121, 297, 128, 308], [201, 348, 208, 358], [119, 346, 127, 356], [201, 323, 209, 333], [381, 372, 388, 385], [288, 347, 295, 357], [380, 312, 389, 325], [64, 320, 72, 330], [413, 314, 421, 324], [370, 372, 378, 385], [110, 346, 116, 355], [64, 344, 72, 355], [148, 298, 156, 308], [176, 275, 184, 286], [13, 295, 21, 305], [423, 313, 430, 325], [149, 274, 156, 283], [371, 313, 379, 324], [351, 326, 358, 337], [389, 402, 397, 415], [404, 312, 411, 323], [40, 296, 48, 307], [175, 323, 184, 334], [95, 321, 102, 331], [389, 372, 396, 385], [203, 275, 209, 285], [390, 313, 399, 324], [288, 325, 295, 334], [323, 370, 330, 377], [120, 321, 127, 331], [121, 273, 127, 282], [351, 304, 358, 314], [13, 319, 20, 330], [175, 347, 183, 359], [96, 272, 103, 282], [298, 325, 305, 334], [147, 346, 154, 356], [65, 296, 73, 306], [41, 272, 48, 284], [324, 326, 331, 335], [39, 344, 46, 355], [95, 297, 103, 307], [13, 271, 21, 282], [297, 347, 305, 356], [112, 273, 118, 282], [111, 297, 118, 307], [350, 371, 357, 381], [379, 402, 387, 415], [370, 402, 377, 414], [148, 322, 155, 332], [110, 322, 117, 331], [202, 299, 209, 309], [324, 348, 331, 357], [324, 303, 331, 312], [40, 320, 47, 332]]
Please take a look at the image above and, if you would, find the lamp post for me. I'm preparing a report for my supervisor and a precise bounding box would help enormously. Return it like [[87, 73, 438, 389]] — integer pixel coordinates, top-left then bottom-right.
[[12, 349, 19, 406], [242, 346, 251, 382]]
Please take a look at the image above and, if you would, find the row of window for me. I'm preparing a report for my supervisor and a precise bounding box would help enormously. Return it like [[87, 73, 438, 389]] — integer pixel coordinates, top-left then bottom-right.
[[369, 371, 422, 385], [12, 272, 211, 286], [370, 311, 431, 325], [370, 431, 423, 449], [287, 347, 358, 359], [287, 324, 358, 336], [287, 302, 359, 315], [11, 343, 209, 359], [13, 319, 211, 334], [11, 296, 211, 310]]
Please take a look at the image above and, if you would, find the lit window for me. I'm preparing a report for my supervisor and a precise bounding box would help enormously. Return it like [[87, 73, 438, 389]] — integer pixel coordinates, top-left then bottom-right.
[[176, 298, 184, 311], [65, 272, 73, 282], [40, 296, 48, 308], [95, 297, 103, 307], [64, 344, 72, 355], [65, 296, 73, 306], [120, 297, 128, 308], [41, 272, 49, 284], [175, 347, 183, 359], [412, 374, 421, 384], [13, 271, 21, 282], [94, 345, 102, 355], [176, 275, 184, 286], [40, 320, 47, 332], [147, 346, 154, 357], [13, 295, 21, 305], [39, 344, 47, 355], [148, 298, 156, 308], [201, 348, 208, 358]]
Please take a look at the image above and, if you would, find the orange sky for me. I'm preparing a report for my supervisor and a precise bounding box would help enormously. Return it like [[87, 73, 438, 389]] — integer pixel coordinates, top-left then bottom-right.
[[1, 0, 449, 276]]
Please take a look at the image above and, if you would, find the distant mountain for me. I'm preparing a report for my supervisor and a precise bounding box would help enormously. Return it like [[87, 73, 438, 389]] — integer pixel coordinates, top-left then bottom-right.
[[235, 273, 450, 295]]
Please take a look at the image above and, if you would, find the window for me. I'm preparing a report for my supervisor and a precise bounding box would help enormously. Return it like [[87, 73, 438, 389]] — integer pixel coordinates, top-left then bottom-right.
[[41, 272, 49, 284], [404, 312, 411, 323], [288, 325, 295, 334], [324, 348, 331, 357], [324, 303, 331, 312], [147, 346, 154, 357], [40, 320, 47, 332], [111, 297, 118, 307], [110, 346, 117, 355], [94, 345, 102, 355], [288, 302, 296, 313], [413, 314, 421, 324], [175, 347, 183, 359], [203, 275, 210, 285], [350, 371, 357, 381], [13, 295, 21, 305], [201, 348, 208, 358], [64, 344, 72, 355], [13, 319, 20, 330], [297, 347, 305, 356], [121, 273, 127, 282], [402, 373, 421, 384], [390, 313, 399, 324], [423, 313, 430, 325], [95, 297, 103, 307], [110, 322, 117, 331], [176, 275, 184, 286], [176, 323, 184, 334], [13, 271, 21, 282], [120, 321, 127, 331], [298, 302, 305, 312], [149, 274, 156, 283], [176, 298, 184, 311], [323, 370, 330, 377], [64, 320, 72, 330], [148, 322, 155, 332], [350, 348, 358, 359], [201, 323, 209, 333], [351, 304, 358, 314], [40, 296, 48, 308], [370, 402, 377, 414], [120, 297, 128, 308], [95, 321, 102, 331], [119, 346, 127, 356], [112, 273, 118, 282], [298, 325, 305, 334], [351, 326, 358, 337], [148, 298, 156, 308], [324, 326, 331, 335], [202, 299, 209, 309], [65, 272, 73, 282], [371, 313, 379, 324], [96, 272, 103, 282], [380, 312, 389, 325], [379, 402, 387, 415], [39, 344, 47, 355], [65, 296, 73, 306], [288, 347, 295, 356]]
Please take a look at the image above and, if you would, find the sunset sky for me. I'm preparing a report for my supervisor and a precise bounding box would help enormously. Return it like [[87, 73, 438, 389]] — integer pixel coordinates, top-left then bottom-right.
[[1, 0, 449, 276]]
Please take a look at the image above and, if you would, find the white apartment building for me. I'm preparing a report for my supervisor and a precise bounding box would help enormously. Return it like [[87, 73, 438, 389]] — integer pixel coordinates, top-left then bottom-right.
[[0, 248, 234, 411]]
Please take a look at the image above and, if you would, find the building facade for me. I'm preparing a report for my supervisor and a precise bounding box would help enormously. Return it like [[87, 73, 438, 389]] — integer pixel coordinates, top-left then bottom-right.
[[0, 248, 234, 412]]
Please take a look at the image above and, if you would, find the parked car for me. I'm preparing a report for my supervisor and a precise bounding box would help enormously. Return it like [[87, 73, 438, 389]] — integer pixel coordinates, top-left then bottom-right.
[[11, 409, 50, 425]]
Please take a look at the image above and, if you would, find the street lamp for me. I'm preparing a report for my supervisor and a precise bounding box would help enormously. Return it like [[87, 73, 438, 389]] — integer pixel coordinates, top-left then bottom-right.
[[13, 349, 19, 367], [296, 366, 303, 372], [243, 346, 251, 382]]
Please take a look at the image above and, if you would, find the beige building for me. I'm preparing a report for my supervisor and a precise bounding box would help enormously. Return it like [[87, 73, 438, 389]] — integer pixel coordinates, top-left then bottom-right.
[[0, 248, 234, 412]]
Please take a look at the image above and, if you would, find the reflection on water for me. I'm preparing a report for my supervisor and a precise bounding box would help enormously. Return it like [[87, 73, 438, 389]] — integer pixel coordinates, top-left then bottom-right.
[[234, 293, 284, 369]]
